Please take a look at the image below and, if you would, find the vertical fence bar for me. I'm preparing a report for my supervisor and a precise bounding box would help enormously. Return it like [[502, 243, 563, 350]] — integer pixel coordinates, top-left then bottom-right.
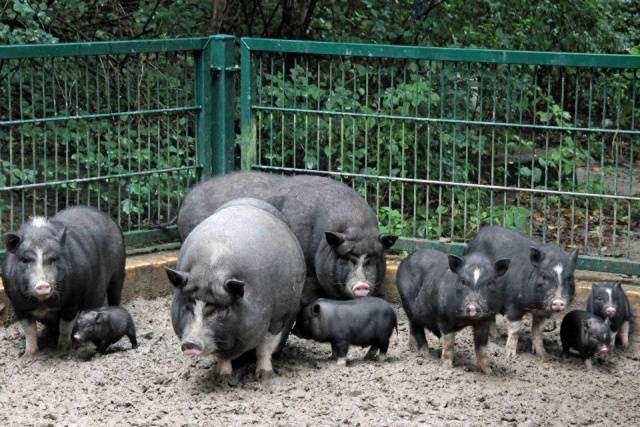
[[195, 36, 217, 179], [240, 38, 257, 171]]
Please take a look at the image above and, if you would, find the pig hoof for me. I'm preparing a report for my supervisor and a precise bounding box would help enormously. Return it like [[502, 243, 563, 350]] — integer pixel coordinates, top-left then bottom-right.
[[22, 348, 38, 357], [441, 355, 454, 369], [479, 364, 492, 375], [256, 369, 276, 381], [532, 346, 546, 357], [336, 358, 348, 367]]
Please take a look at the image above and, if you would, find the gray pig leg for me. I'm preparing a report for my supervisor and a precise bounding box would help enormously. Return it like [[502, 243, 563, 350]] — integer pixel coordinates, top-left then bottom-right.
[[256, 331, 282, 379], [216, 356, 233, 376], [505, 319, 522, 357], [473, 323, 492, 374], [441, 332, 456, 368], [531, 315, 547, 357], [619, 321, 630, 348], [408, 321, 428, 353], [20, 319, 38, 355], [332, 341, 349, 366], [364, 346, 379, 360], [57, 318, 74, 352]]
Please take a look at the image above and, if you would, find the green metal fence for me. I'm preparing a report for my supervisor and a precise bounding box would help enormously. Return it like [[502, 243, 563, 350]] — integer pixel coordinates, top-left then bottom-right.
[[240, 38, 640, 275], [0, 35, 236, 258], [2, 35, 639, 275]]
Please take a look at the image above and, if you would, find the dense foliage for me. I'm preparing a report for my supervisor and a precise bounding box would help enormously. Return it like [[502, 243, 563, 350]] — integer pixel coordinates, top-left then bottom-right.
[[1, 1, 639, 254]]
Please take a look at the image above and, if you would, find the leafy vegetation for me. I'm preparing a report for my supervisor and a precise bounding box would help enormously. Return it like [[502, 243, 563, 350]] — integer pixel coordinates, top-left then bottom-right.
[[1, 0, 639, 255]]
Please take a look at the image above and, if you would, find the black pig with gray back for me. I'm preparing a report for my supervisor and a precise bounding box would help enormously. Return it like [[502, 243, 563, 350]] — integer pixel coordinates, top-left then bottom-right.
[[72, 306, 137, 354], [2, 207, 125, 355], [168, 198, 305, 378], [177, 172, 397, 305], [466, 226, 577, 358], [397, 248, 510, 374], [561, 310, 611, 369], [586, 282, 632, 349], [292, 297, 397, 366]]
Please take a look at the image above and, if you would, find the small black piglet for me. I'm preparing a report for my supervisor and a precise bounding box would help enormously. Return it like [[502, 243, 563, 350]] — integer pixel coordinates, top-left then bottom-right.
[[560, 310, 610, 369], [72, 306, 137, 354], [292, 297, 397, 366], [586, 282, 632, 349]]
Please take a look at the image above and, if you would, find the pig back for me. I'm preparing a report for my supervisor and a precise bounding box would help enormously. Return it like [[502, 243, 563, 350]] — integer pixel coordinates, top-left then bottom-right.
[[181, 202, 306, 328]]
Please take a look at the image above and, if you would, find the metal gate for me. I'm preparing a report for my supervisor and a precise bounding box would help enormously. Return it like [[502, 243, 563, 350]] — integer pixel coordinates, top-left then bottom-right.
[[2, 36, 639, 274], [239, 38, 640, 275]]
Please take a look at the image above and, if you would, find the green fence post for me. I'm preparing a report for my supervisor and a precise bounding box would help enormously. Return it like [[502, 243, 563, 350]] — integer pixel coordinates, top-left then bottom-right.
[[195, 34, 235, 179], [210, 34, 236, 175], [240, 38, 256, 171]]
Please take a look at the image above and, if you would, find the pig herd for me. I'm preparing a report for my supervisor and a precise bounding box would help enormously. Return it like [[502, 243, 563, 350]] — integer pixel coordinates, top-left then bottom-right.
[[1, 171, 633, 379]]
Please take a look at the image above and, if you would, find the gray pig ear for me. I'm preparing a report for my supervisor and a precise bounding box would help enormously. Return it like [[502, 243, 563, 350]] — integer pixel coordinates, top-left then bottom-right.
[[95, 312, 103, 324], [312, 303, 321, 316], [604, 317, 611, 327], [165, 267, 189, 289], [529, 247, 544, 266], [494, 259, 510, 277], [568, 249, 578, 266], [3, 232, 22, 253], [615, 282, 622, 290], [56, 226, 67, 245], [325, 231, 346, 247], [447, 254, 464, 274], [224, 279, 245, 299], [379, 235, 398, 249]]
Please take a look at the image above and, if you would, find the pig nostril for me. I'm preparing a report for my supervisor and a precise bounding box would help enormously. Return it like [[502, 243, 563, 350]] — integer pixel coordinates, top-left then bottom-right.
[[181, 342, 203, 355]]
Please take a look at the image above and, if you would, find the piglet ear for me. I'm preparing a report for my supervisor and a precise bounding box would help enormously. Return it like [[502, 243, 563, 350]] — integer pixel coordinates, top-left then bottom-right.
[[224, 279, 245, 299], [312, 303, 321, 316], [529, 247, 544, 267], [568, 248, 578, 266], [615, 282, 623, 290], [447, 254, 464, 274], [56, 226, 67, 245], [95, 312, 104, 324], [3, 232, 22, 253], [582, 319, 590, 333], [494, 259, 510, 277], [325, 231, 346, 247], [604, 317, 611, 327], [165, 267, 189, 289], [379, 235, 398, 249]]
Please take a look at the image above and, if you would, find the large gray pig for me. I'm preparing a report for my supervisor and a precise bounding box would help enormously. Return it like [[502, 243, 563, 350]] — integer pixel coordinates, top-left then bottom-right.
[[2, 207, 125, 355], [167, 198, 305, 378], [466, 226, 578, 357], [177, 172, 397, 304]]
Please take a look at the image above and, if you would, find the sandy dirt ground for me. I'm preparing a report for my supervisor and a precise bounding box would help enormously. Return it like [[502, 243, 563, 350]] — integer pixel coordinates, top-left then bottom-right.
[[1, 296, 638, 426]]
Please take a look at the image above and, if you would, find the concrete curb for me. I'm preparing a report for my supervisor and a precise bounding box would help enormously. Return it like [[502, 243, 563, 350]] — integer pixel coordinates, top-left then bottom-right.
[[2, 251, 639, 332]]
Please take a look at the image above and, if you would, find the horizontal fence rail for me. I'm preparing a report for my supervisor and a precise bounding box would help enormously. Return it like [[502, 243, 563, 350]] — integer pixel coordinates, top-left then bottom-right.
[[0, 36, 236, 259], [240, 38, 640, 275]]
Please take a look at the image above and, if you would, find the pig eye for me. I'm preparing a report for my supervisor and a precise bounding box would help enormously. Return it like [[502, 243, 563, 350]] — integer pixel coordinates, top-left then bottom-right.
[[46, 256, 59, 264], [19, 255, 33, 264]]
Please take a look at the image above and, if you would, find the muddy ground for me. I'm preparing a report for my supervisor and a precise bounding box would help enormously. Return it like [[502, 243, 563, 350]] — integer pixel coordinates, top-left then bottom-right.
[[1, 297, 638, 426]]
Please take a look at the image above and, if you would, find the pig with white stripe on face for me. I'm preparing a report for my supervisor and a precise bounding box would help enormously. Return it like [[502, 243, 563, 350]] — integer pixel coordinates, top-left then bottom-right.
[[465, 226, 578, 358], [586, 282, 632, 349], [1, 207, 125, 355], [167, 198, 305, 379], [397, 247, 510, 374], [177, 172, 397, 305]]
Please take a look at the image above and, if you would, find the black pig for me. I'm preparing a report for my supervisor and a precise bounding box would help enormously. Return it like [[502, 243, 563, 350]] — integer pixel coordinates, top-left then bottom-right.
[[2, 207, 125, 355], [561, 310, 611, 369], [586, 282, 632, 349], [72, 306, 137, 354], [397, 248, 510, 374], [292, 297, 397, 366], [466, 226, 577, 358]]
